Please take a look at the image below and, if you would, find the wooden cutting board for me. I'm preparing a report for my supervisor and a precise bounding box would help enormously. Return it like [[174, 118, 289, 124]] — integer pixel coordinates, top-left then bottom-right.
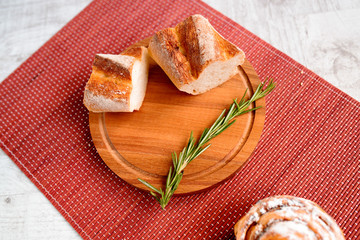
[[89, 46, 265, 195]]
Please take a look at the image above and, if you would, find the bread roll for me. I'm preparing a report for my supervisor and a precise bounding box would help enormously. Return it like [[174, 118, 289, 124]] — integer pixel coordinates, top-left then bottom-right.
[[83, 46, 149, 112], [148, 14, 245, 95], [234, 195, 345, 240]]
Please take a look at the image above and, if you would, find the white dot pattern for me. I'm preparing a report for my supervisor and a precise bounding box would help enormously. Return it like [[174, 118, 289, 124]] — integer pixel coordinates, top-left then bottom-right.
[[0, 0, 359, 239]]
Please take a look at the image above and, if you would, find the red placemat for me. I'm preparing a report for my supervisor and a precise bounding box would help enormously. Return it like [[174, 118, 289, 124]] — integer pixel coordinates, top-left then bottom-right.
[[1, 0, 359, 239]]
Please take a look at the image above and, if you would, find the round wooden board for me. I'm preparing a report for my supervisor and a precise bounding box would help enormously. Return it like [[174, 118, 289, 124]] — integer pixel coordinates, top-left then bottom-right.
[[89, 53, 265, 195]]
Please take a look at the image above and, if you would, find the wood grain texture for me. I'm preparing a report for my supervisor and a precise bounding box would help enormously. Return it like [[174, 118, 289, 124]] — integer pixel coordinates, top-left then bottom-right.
[[205, 0, 360, 101], [89, 58, 265, 194], [0, 0, 359, 239]]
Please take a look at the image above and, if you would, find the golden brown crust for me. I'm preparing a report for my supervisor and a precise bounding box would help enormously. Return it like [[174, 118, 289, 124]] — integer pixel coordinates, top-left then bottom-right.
[[83, 46, 149, 112], [175, 15, 224, 78], [85, 47, 146, 102], [85, 66, 132, 102], [122, 46, 143, 59], [234, 195, 345, 240], [215, 30, 241, 58], [148, 15, 243, 91], [93, 54, 132, 80], [149, 29, 193, 86], [175, 16, 203, 79]]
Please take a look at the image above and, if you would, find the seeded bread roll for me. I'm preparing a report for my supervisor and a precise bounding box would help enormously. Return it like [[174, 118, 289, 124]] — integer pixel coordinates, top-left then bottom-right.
[[83, 46, 149, 112], [148, 14, 245, 95]]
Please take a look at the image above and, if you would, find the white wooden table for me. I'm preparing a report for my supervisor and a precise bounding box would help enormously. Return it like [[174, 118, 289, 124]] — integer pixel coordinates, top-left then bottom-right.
[[1, 0, 359, 239]]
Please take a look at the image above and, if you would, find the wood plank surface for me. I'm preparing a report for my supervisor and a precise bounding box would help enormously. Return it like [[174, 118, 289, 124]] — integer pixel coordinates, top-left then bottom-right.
[[1, 0, 360, 239]]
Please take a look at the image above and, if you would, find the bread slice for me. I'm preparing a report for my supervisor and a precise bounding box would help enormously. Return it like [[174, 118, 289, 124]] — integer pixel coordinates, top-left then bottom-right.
[[83, 46, 149, 112], [148, 15, 245, 95]]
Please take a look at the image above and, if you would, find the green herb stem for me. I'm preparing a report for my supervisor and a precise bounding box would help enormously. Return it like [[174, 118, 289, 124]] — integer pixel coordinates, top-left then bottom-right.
[[139, 79, 275, 209]]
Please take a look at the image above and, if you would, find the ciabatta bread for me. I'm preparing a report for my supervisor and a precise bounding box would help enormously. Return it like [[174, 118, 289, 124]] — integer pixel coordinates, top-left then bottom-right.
[[148, 15, 245, 95], [83, 46, 149, 112]]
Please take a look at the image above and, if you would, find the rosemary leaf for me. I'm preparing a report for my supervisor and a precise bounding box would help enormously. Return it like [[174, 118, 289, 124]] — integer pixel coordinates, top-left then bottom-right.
[[139, 79, 275, 209], [138, 178, 161, 194]]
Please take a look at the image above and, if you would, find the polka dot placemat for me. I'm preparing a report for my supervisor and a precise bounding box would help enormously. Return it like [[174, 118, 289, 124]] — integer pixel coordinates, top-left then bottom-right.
[[0, 0, 359, 239]]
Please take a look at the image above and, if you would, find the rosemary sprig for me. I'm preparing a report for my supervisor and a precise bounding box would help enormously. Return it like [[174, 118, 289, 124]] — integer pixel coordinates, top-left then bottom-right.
[[139, 79, 275, 209]]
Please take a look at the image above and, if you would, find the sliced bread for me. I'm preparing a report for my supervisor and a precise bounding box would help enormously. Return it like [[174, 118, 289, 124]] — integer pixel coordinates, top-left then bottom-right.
[[148, 14, 245, 95], [83, 46, 149, 112]]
